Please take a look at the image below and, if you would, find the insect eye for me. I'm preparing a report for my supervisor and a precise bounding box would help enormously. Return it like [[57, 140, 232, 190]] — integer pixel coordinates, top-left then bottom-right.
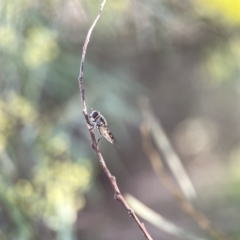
[[91, 111, 98, 118]]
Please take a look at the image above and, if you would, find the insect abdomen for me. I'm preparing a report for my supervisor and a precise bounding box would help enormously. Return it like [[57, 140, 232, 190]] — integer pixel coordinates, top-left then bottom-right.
[[99, 126, 114, 143]]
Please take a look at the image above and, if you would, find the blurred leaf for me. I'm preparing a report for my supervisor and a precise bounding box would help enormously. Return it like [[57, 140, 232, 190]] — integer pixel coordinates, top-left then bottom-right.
[[196, 0, 240, 25], [203, 38, 240, 85], [23, 27, 60, 68]]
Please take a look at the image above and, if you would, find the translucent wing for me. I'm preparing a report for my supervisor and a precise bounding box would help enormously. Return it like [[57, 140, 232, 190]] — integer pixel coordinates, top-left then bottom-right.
[[99, 126, 120, 147]]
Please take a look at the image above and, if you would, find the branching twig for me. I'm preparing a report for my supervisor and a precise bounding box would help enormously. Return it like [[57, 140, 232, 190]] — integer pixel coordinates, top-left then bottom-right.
[[125, 194, 207, 240], [139, 97, 197, 201], [140, 123, 230, 240], [77, 1, 153, 240]]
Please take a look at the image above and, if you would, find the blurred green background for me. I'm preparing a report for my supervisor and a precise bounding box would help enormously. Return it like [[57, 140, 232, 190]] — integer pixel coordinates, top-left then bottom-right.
[[1, 0, 240, 239]]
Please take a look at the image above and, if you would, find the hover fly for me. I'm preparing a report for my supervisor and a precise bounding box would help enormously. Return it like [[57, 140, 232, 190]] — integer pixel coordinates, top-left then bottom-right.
[[89, 109, 119, 147]]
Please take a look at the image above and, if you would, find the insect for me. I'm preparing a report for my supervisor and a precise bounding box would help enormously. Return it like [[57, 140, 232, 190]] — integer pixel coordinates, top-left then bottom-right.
[[89, 109, 119, 147]]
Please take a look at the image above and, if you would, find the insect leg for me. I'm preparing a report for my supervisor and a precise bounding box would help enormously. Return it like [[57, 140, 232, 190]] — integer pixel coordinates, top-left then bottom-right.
[[96, 125, 103, 144], [89, 122, 98, 131], [94, 122, 99, 129], [97, 136, 103, 143]]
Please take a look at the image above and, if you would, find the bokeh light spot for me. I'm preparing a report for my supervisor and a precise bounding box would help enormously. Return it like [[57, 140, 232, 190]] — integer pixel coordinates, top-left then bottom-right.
[[173, 117, 218, 156]]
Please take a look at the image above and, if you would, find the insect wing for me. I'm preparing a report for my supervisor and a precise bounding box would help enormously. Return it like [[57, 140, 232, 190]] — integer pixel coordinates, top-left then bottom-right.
[[99, 126, 114, 143], [100, 126, 120, 147]]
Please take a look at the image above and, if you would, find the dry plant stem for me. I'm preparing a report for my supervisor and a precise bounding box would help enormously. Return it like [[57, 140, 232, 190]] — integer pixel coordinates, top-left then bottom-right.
[[140, 98, 196, 200], [77, 1, 153, 240], [140, 123, 230, 240], [125, 194, 208, 240]]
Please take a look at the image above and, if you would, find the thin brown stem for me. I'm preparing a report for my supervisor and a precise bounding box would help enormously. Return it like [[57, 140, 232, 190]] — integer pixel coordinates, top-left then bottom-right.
[[77, 1, 153, 240]]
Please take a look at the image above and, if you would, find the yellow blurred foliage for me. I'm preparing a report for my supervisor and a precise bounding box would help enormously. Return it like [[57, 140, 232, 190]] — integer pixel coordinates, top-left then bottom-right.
[[205, 50, 235, 84], [0, 92, 37, 153], [0, 159, 92, 230], [106, 1, 129, 12], [8, 93, 37, 122], [204, 38, 240, 84], [16, 179, 33, 198], [0, 89, 93, 229], [1, 0, 33, 22], [196, 0, 240, 25], [0, 135, 6, 153], [229, 39, 240, 58], [46, 135, 69, 156], [23, 27, 60, 68], [0, 26, 17, 52], [30, 160, 91, 228]]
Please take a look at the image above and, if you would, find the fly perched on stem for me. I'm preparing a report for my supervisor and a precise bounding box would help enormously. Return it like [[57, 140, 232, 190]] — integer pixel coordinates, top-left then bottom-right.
[[89, 109, 120, 147]]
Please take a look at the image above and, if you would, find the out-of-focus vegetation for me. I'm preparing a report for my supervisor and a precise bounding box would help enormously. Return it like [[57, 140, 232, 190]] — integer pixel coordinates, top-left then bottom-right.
[[1, 0, 240, 239]]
